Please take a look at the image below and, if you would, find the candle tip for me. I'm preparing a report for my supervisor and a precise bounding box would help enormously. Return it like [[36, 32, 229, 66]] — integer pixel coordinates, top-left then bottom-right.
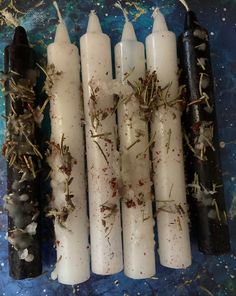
[[52, 1, 70, 43], [87, 10, 102, 33], [13, 26, 28, 45], [115, 1, 129, 23], [152, 8, 168, 33], [53, 1, 63, 23], [121, 21, 137, 41], [178, 0, 190, 12], [152, 7, 160, 19]]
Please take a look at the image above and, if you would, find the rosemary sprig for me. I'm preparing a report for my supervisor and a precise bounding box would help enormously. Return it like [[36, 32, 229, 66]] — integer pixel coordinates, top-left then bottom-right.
[[93, 140, 109, 165], [166, 129, 172, 154], [126, 138, 140, 150], [100, 202, 118, 238]]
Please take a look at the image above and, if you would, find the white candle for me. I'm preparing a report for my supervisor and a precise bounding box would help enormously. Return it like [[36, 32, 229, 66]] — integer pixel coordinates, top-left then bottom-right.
[[47, 2, 90, 284], [145, 8, 192, 268], [80, 11, 123, 275], [115, 19, 156, 278]]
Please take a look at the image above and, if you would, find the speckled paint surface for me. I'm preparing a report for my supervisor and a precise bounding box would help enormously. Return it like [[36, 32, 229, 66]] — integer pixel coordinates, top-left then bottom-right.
[[0, 0, 236, 295]]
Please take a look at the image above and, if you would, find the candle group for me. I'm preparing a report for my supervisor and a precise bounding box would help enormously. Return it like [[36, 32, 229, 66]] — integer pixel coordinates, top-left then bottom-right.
[[1, 0, 230, 284]]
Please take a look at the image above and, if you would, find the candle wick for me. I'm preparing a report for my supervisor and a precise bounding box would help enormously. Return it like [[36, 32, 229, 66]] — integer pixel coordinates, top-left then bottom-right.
[[114, 1, 129, 23], [152, 7, 160, 19], [178, 0, 190, 11], [53, 1, 63, 23], [90, 10, 96, 15]]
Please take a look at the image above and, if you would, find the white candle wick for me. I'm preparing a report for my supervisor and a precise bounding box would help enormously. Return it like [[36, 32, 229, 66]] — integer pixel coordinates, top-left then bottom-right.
[[178, 0, 190, 11], [53, 1, 63, 23], [152, 7, 160, 19], [90, 10, 96, 15], [115, 1, 129, 23]]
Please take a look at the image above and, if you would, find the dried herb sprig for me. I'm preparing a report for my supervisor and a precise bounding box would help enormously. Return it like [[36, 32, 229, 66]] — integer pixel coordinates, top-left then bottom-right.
[[47, 134, 76, 229], [127, 71, 185, 122], [88, 81, 112, 132], [184, 121, 215, 161], [1, 67, 42, 263], [37, 63, 62, 96], [1, 72, 41, 178], [100, 201, 119, 238], [156, 200, 186, 217]]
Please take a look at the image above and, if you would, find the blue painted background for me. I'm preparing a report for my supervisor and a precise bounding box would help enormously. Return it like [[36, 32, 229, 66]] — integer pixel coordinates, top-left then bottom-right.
[[0, 0, 236, 295]]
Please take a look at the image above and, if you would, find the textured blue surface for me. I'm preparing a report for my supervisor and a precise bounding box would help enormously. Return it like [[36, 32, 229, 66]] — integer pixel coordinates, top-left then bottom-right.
[[0, 0, 236, 295]]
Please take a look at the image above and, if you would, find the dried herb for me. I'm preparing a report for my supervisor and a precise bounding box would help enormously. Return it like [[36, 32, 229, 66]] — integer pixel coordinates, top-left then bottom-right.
[[1, 72, 41, 267], [127, 71, 185, 122], [166, 129, 172, 154], [47, 134, 76, 229], [100, 201, 118, 237], [37, 63, 62, 96], [93, 140, 109, 165], [88, 81, 112, 131]]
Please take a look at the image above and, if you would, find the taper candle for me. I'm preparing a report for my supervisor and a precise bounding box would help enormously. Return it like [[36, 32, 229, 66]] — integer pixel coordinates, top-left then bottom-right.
[[80, 11, 123, 275], [46, 2, 90, 284], [3, 26, 42, 279], [115, 14, 156, 279], [146, 8, 191, 268], [178, 0, 230, 254]]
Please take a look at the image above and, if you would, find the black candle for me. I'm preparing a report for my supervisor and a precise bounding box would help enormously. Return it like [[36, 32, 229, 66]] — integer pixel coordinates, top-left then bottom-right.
[[3, 26, 42, 279], [178, 3, 230, 254]]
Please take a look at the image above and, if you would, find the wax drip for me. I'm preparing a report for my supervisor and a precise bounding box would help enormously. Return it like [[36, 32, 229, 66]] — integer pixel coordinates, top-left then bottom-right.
[[53, 1, 63, 23], [178, 0, 190, 11], [114, 1, 129, 23]]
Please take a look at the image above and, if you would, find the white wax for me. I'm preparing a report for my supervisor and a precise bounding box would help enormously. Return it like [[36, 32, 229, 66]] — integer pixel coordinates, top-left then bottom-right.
[[80, 11, 123, 275], [115, 21, 156, 279], [47, 16, 90, 284], [145, 9, 192, 268]]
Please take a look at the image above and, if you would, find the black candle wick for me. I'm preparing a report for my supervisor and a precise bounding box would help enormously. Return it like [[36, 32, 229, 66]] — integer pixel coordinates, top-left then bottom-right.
[[12, 26, 29, 45]]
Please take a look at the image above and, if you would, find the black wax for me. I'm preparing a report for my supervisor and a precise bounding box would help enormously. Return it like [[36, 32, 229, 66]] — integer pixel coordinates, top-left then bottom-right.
[[179, 12, 230, 254], [4, 26, 42, 279]]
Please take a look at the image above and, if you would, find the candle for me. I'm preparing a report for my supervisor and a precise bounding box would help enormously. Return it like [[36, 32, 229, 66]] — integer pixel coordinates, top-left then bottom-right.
[[2, 26, 42, 279], [146, 8, 192, 268], [115, 14, 155, 278], [80, 11, 123, 275], [46, 2, 90, 284], [178, 0, 230, 254]]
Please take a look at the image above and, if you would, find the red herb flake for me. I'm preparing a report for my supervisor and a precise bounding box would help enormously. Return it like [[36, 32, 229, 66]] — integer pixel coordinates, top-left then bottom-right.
[[138, 180, 144, 186], [192, 122, 201, 133], [59, 165, 72, 176], [126, 199, 136, 208], [109, 177, 117, 197]]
